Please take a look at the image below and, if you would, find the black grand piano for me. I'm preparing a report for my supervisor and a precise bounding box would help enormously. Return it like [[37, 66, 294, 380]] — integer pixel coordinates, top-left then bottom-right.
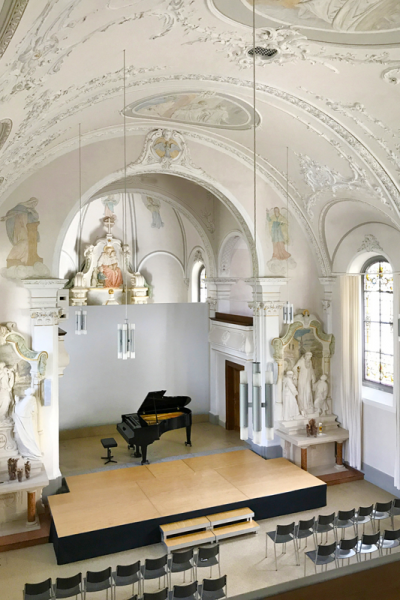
[[117, 390, 192, 464]]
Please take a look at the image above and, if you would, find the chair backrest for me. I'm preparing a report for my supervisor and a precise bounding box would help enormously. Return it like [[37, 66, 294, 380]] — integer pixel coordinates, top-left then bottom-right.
[[86, 568, 111, 584], [298, 517, 315, 531], [393, 498, 400, 509], [145, 555, 168, 571], [116, 562, 141, 577], [317, 541, 336, 557], [172, 548, 194, 564], [144, 587, 169, 600], [202, 575, 227, 592], [276, 522, 295, 536], [383, 528, 400, 541], [337, 508, 355, 521], [317, 513, 335, 525], [358, 505, 373, 517], [339, 536, 358, 551], [55, 573, 82, 591], [173, 581, 198, 598], [198, 544, 219, 560], [375, 501, 392, 513], [24, 579, 52, 598], [362, 532, 380, 546]]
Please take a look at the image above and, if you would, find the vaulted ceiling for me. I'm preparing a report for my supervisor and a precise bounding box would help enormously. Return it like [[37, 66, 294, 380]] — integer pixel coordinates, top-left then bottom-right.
[[0, 0, 399, 275]]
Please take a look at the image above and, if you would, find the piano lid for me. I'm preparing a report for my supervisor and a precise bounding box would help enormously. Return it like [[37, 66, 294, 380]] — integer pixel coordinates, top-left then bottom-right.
[[138, 390, 191, 414]]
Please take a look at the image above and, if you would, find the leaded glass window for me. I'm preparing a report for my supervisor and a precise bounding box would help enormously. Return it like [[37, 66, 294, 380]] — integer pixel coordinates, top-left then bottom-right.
[[199, 266, 207, 303], [363, 259, 393, 390]]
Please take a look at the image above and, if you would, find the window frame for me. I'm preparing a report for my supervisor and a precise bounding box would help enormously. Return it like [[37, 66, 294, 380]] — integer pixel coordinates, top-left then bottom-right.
[[361, 256, 394, 394], [198, 265, 207, 303]]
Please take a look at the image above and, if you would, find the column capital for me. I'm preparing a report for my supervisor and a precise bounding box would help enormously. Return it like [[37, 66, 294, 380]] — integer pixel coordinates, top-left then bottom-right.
[[30, 308, 63, 326], [319, 277, 337, 288], [23, 278, 68, 326]]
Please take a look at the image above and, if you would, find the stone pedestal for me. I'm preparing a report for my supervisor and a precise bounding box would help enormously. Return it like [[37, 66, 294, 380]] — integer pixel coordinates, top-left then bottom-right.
[[0, 421, 18, 470], [0, 466, 48, 536]]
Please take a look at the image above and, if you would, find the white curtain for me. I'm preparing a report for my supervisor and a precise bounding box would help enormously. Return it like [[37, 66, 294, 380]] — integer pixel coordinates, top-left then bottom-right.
[[340, 275, 362, 470], [393, 275, 400, 489]]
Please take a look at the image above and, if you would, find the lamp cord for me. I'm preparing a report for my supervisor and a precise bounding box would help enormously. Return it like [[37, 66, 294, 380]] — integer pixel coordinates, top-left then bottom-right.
[[252, 0, 258, 364], [78, 123, 82, 271], [123, 49, 128, 320]]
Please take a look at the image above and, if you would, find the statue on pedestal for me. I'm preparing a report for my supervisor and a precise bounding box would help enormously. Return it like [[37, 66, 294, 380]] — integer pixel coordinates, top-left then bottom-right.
[[282, 371, 300, 421], [314, 375, 330, 415], [293, 351, 316, 415], [13, 388, 42, 461], [0, 362, 15, 421]]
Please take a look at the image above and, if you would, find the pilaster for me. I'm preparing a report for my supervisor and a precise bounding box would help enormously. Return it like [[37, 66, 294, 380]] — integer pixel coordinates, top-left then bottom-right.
[[319, 277, 337, 334], [23, 279, 68, 482], [247, 278, 287, 444]]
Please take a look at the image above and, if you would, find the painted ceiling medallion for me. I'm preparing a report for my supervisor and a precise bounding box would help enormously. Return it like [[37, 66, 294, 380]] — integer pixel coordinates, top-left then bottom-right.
[[0, 118, 12, 151], [123, 91, 260, 130], [212, 0, 400, 45]]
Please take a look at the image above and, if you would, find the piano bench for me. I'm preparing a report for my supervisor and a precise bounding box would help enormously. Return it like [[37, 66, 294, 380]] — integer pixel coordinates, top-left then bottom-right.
[[101, 437, 118, 465]]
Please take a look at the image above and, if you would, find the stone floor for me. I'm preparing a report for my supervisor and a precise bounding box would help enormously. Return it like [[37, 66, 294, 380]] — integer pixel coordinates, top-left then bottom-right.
[[1, 424, 398, 600]]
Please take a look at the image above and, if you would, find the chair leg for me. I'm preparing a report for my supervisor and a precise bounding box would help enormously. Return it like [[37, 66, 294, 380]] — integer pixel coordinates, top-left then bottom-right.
[[304, 553, 306, 577], [218, 562, 221, 577], [266, 534, 268, 558], [274, 542, 278, 571]]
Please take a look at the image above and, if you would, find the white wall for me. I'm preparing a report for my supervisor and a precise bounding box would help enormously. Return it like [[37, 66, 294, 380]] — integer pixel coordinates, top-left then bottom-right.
[[59, 303, 209, 430]]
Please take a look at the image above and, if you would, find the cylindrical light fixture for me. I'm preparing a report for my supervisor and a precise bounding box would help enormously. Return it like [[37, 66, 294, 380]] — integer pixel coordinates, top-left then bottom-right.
[[118, 320, 135, 360], [283, 301, 294, 325], [75, 310, 87, 335], [252, 362, 262, 445], [239, 370, 249, 441], [265, 366, 274, 440]]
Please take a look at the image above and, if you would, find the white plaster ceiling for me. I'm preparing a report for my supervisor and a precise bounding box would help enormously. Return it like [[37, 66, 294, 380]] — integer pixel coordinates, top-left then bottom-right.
[[0, 0, 399, 276]]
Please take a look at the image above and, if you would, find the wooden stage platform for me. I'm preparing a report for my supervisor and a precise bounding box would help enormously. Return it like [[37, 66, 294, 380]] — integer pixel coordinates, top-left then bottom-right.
[[49, 450, 326, 564]]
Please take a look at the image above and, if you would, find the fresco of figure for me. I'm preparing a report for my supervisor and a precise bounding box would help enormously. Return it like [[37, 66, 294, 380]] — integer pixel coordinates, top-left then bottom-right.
[[1, 198, 44, 268]]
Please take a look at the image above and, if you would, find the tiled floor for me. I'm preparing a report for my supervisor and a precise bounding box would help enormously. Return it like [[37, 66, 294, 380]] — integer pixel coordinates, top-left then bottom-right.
[[1, 424, 397, 600]]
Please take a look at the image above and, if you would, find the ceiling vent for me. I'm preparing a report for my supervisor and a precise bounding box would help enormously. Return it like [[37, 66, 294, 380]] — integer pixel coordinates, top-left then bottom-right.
[[247, 47, 278, 60]]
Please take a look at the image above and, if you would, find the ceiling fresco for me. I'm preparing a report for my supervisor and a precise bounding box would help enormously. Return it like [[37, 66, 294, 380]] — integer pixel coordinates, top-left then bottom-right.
[[213, 0, 400, 45], [123, 91, 260, 130]]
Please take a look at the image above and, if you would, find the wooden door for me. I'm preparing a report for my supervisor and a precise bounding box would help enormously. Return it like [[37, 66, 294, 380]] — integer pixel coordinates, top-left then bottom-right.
[[225, 361, 244, 431]]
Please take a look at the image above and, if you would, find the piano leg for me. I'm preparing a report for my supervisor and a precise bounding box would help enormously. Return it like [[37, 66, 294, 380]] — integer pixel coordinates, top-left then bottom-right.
[[185, 425, 192, 447], [133, 445, 142, 458], [141, 445, 150, 465]]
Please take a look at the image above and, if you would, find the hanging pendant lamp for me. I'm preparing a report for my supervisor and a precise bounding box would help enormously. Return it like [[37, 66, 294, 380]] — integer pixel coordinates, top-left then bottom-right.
[[117, 49, 135, 360]]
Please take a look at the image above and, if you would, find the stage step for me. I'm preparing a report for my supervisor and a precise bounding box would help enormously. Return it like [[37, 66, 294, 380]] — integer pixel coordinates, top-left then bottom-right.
[[207, 507, 255, 527], [213, 519, 260, 541], [161, 507, 258, 550], [165, 530, 216, 550]]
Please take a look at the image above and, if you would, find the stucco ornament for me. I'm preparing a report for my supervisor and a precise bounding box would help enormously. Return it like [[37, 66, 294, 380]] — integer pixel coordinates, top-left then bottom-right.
[[357, 234, 383, 253], [297, 153, 388, 218]]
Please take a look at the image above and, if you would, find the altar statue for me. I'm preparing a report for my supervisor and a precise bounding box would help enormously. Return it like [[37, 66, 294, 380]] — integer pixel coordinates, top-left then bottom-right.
[[97, 245, 123, 288], [293, 351, 316, 415], [282, 371, 301, 421], [314, 374, 329, 415], [0, 362, 15, 421], [13, 388, 42, 461]]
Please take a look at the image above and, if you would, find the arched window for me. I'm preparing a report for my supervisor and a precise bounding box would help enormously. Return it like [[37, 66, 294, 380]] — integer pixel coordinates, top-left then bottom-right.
[[198, 265, 207, 303], [363, 258, 393, 391]]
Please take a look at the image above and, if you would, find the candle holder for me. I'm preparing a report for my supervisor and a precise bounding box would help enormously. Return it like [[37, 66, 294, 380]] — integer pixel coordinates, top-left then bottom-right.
[[17, 468, 23, 482], [25, 461, 31, 480]]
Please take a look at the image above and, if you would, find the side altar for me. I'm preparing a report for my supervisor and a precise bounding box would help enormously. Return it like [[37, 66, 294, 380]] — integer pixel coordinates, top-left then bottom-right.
[[0, 323, 49, 535], [272, 311, 349, 475]]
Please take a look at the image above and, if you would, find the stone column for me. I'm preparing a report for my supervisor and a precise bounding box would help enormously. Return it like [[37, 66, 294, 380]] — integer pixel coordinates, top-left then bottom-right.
[[23, 279, 68, 484], [319, 277, 337, 334], [247, 278, 287, 451]]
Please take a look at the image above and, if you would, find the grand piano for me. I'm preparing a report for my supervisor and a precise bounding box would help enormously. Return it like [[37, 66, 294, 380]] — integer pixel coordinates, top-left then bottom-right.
[[117, 390, 192, 464]]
